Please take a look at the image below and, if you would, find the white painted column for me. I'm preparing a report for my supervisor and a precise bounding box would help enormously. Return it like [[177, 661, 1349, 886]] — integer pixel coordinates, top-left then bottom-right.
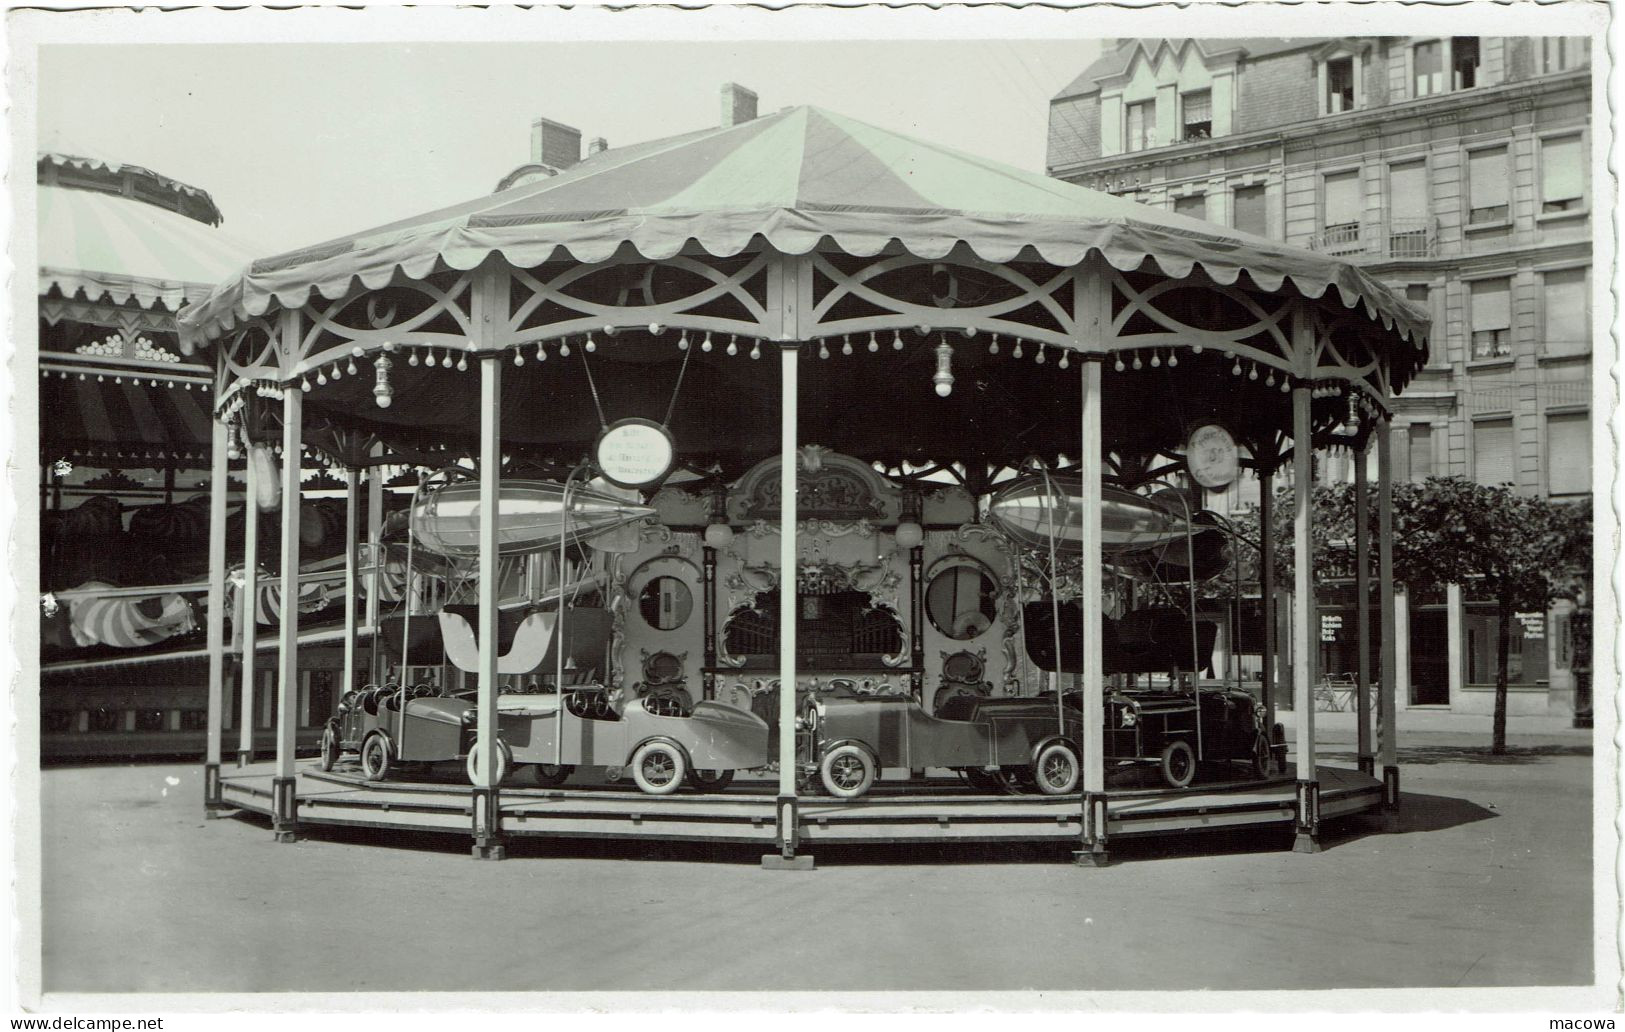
[[204, 415, 229, 811], [777, 344, 799, 796], [238, 442, 259, 765], [1447, 582, 1465, 706], [1354, 431, 1373, 772], [272, 380, 302, 842], [1291, 383, 1320, 852], [1078, 355, 1108, 864], [1378, 417, 1400, 806], [365, 445, 384, 683], [341, 466, 360, 710], [1394, 588, 1411, 710], [1259, 468, 1277, 732], [472, 351, 505, 858]]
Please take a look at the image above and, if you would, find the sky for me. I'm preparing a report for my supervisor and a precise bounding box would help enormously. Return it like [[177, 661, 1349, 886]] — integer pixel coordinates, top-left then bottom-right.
[[36, 38, 1098, 257]]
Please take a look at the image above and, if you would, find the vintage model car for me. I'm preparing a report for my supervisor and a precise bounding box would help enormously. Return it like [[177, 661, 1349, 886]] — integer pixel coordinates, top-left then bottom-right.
[[799, 694, 1082, 800], [1104, 687, 1282, 788]]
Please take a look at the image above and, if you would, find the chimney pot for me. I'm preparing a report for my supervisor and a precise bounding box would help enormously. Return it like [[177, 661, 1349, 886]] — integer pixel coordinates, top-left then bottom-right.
[[720, 83, 759, 128], [587, 136, 609, 157], [531, 117, 582, 170]]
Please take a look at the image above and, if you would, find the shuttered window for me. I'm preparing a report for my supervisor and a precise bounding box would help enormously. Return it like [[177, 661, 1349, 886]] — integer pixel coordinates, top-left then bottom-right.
[[1233, 184, 1267, 237], [1174, 193, 1207, 220], [1473, 419, 1514, 488], [1323, 170, 1361, 228], [1470, 278, 1512, 359], [1541, 135, 1584, 212], [1409, 424, 1434, 481], [1544, 268, 1589, 357], [1547, 413, 1591, 496], [1467, 147, 1509, 224], [1389, 161, 1428, 221]]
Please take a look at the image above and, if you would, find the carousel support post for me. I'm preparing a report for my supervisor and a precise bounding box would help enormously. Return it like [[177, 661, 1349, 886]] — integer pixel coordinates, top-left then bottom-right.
[[1353, 433, 1374, 775], [342, 466, 360, 708], [1290, 380, 1320, 854], [238, 436, 260, 767], [471, 316, 507, 860], [1377, 416, 1401, 810], [365, 443, 384, 683], [763, 339, 812, 871], [1075, 355, 1109, 867], [272, 379, 303, 843], [203, 415, 229, 815], [1259, 466, 1277, 739]]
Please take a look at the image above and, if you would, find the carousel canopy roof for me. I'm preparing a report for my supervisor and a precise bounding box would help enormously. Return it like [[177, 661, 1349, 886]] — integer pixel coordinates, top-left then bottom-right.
[[39, 155, 257, 312], [180, 105, 1427, 348]]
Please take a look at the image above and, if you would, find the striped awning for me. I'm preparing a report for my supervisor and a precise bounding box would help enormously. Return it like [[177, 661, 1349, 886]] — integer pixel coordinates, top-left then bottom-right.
[[39, 182, 255, 312], [180, 105, 1429, 353], [39, 369, 215, 466]]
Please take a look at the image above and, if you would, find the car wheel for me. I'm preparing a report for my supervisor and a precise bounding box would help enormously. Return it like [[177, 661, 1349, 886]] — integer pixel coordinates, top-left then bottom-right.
[[359, 734, 392, 782], [465, 738, 511, 787], [1250, 733, 1274, 779], [1159, 739, 1197, 789], [1034, 742, 1081, 796], [819, 744, 876, 800], [631, 741, 687, 795], [991, 768, 1034, 795], [962, 768, 998, 793], [532, 763, 575, 788], [686, 768, 735, 792], [318, 723, 339, 772]]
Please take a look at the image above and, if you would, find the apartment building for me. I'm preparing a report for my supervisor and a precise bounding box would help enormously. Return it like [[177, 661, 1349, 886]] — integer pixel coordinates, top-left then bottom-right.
[[1046, 37, 1595, 716]]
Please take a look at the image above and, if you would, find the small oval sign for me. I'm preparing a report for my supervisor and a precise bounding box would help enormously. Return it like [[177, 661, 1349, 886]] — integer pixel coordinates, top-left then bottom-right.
[[594, 417, 675, 489], [1186, 423, 1239, 490]]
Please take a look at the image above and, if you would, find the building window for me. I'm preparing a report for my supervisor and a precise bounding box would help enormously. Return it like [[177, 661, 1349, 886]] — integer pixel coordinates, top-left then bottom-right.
[[1409, 424, 1434, 482], [1543, 268, 1589, 358], [1126, 100, 1156, 152], [1405, 284, 1430, 304], [1181, 90, 1212, 141], [1387, 160, 1429, 256], [1326, 57, 1355, 113], [1546, 413, 1591, 497], [1466, 147, 1509, 225], [1321, 169, 1362, 249], [1473, 418, 1514, 488], [1469, 279, 1512, 360], [1543, 37, 1588, 73], [1452, 37, 1480, 90], [1232, 184, 1267, 237], [1173, 193, 1207, 220], [1413, 40, 1444, 97], [1540, 134, 1584, 213]]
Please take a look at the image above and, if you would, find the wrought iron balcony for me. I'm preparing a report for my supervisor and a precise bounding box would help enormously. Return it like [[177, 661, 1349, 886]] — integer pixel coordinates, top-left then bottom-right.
[[1306, 217, 1437, 259]]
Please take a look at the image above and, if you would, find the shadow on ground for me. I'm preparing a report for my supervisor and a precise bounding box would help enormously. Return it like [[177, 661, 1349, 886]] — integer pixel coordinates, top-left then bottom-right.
[[1322, 744, 1591, 766]]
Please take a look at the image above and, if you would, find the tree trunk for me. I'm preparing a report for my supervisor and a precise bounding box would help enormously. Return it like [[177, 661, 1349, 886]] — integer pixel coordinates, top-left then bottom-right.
[[1492, 594, 1511, 755]]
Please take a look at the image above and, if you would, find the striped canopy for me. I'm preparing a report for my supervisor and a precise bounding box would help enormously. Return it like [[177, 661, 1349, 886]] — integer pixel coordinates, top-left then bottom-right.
[[181, 105, 1427, 346], [39, 370, 215, 467], [39, 180, 255, 312]]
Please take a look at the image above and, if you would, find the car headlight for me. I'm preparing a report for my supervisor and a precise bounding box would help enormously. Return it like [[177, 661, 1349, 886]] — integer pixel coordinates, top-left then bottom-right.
[[1120, 709, 1137, 728], [461, 709, 477, 725]]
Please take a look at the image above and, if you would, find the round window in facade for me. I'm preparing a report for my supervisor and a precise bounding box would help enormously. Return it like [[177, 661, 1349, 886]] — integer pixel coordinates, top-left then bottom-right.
[[925, 564, 999, 640], [638, 576, 694, 631]]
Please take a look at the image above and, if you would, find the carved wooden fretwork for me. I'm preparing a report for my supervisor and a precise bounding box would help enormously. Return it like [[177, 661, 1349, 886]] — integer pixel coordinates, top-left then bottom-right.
[[730, 448, 900, 523]]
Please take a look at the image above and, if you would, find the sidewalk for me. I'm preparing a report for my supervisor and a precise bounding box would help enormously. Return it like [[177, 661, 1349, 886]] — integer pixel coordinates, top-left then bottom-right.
[[1274, 704, 1591, 737]]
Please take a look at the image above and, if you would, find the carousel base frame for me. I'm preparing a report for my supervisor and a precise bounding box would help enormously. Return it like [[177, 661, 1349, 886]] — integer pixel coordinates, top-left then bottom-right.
[[215, 762, 1383, 858]]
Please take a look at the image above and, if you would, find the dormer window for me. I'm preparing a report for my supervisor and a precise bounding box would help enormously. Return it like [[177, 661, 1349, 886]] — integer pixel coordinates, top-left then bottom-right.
[[1326, 58, 1355, 113], [1126, 100, 1156, 152], [1181, 90, 1211, 141]]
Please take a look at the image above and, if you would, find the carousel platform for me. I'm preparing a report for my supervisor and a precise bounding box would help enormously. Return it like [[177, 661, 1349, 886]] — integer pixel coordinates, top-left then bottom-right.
[[216, 761, 1384, 850]]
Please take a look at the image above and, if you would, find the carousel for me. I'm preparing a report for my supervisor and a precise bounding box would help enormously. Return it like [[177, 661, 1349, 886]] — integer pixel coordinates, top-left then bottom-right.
[[180, 106, 1427, 865]]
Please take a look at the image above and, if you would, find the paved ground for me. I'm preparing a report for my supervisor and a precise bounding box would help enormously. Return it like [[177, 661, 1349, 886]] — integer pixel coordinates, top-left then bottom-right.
[[39, 728, 1603, 995]]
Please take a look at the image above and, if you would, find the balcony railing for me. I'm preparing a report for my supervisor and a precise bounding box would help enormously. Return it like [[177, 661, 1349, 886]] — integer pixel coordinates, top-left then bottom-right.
[[1307, 217, 1438, 259]]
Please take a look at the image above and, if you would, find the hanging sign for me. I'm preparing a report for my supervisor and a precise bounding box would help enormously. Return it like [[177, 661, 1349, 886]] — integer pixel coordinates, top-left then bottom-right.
[[1320, 613, 1343, 642], [1515, 611, 1546, 640], [1186, 423, 1240, 490], [594, 417, 675, 489]]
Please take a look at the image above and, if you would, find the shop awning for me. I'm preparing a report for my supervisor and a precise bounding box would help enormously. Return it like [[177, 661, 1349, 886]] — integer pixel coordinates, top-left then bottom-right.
[[179, 105, 1429, 353]]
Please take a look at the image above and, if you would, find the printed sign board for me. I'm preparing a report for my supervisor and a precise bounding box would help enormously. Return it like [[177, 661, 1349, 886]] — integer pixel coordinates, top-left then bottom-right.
[[1186, 423, 1239, 490], [594, 417, 675, 489]]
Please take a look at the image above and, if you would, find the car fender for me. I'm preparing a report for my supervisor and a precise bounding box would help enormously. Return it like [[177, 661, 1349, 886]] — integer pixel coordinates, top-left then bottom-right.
[[625, 734, 691, 770], [819, 737, 880, 768], [1028, 733, 1078, 767]]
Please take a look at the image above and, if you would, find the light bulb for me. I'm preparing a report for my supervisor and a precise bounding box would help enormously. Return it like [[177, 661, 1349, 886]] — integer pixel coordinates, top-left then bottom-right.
[[892, 330, 904, 350], [514, 349, 525, 366], [842, 335, 853, 356], [560, 341, 571, 357], [727, 335, 739, 356], [1115, 356, 1126, 372], [1248, 365, 1258, 381], [933, 337, 954, 398], [1150, 351, 1161, 368], [425, 350, 437, 368], [679, 331, 689, 351], [868, 332, 879, 353], [702, 332, 713, 353], [316, 370, 328, 385], [1035, 343, 1046, 364], [408, 350, 419, 367], [301, 378, 311, 393], [1132, 354, 1142, 370], [347, 359, 358, 376], [750, 340, 762, 360], [1058, 351, 1070, 370], [1167, 352, 1178, 367], [819, 340, 830, 360], [585, 333, 597, 353], [456, 353, 468, 371], [1012, 340, 1024, 359]]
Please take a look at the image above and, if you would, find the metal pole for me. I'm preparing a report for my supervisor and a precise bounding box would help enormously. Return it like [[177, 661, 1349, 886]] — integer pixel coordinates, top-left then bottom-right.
[[473, 351, 505, 859], [1259, 466, 1276, 735], [1354, 435, 1373, 774], [1077, 355, 1107, 866], [272, 379, 302, 843], [1377, 416, 1399, 809], [365, 444, 383, 684], [342, 466, 359, 717], [1290, 380, 1319, 853], [203, 416, 229, 813], [777, 344, 798, 797], [238, 441, 259, 766]]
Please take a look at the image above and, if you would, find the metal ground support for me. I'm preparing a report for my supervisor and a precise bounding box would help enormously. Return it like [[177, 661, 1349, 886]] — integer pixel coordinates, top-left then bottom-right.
[[1292, 778, 1322, 854], [236, 749, 252, 768], [1073, 790, 1110, 867], [203, 763, 228, 818], [270, 776, 298, 842], [471, 787, 506, 860], [1383, 765, 1401, 810], [761, 794, 814, 870], [1358, 755, 1375, 776]]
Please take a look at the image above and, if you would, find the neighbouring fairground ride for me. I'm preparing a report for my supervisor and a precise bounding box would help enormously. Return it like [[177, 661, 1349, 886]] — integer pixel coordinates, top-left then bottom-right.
[[179, 106, 1427, 864]]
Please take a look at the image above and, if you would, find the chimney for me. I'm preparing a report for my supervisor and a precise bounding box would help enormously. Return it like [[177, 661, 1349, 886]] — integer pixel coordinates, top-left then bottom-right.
[[587, 136, 609, 157], [531, 117, 582, 170], [720, 83, 758, 128]]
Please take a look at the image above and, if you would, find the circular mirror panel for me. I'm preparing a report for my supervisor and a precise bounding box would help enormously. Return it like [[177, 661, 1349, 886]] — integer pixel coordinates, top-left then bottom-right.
[[926, 566, 998, 640], [638, 576, 694, 631]]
